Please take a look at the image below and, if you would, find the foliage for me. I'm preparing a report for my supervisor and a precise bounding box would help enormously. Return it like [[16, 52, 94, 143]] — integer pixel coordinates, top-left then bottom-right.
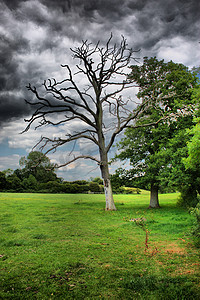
[[190, 200, 200, 247], [88, 181, 103, 193], [22, 174, 38, 191], [2, 168, 14, 177], [0, 151, 142, 194], [164, 89, 200, 207], [183, 120, 200, 171], [0, 171, 6, 190], [6, 174, 22, 192], [0, 156, 107, 193], [19, 151, 57, 183], [158, 126, 200, 207], [116, 186, 141, 194], [115, 57, 199, 207], [177, 87, 200, 206], [90, 177, 104, 185]]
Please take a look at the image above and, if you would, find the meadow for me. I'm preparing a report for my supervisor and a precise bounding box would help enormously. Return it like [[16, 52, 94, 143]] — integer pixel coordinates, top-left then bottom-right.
[[0, 192, 199, 299]]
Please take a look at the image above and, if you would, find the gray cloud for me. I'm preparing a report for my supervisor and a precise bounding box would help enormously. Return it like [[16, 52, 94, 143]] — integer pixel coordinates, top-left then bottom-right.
[[0, 93, 31, 124], [0, 0, 199, 127]]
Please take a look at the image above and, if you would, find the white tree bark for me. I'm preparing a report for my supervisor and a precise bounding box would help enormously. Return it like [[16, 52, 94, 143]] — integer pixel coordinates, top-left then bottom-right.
[[104, 178, 116, 211]]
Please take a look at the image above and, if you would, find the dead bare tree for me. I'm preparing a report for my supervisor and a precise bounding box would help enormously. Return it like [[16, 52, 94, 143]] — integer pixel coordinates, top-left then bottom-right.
[[23, 35, 147, 211]]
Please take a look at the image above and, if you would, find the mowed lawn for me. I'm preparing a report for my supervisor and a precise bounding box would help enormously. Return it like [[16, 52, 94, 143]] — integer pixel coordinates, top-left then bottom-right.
[[0, 192, 199, 299]]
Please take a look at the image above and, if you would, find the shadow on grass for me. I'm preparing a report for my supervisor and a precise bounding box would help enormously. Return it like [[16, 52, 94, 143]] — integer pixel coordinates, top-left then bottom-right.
[[123, 274, 200, 299]]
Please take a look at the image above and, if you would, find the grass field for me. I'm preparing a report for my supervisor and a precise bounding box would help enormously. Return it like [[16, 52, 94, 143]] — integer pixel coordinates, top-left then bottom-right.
[[0, 192, 199, 299]]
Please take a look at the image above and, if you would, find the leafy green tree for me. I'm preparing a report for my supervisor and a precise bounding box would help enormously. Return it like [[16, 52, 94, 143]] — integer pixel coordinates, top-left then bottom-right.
[[183, 120, 200, 171], [115, 57, 198, 208], [163, 86, 200, 207], [157, 126, 199, 207], [0, 171, 7, 191], [71, 180, 88, 186], [19, 151, 57, 183], [190, 200, 200, 247], [89, 181, 103, 193], [90, 177, 104, 185], [6, 174, 22, 191], [22, 174, 38, 191], [44, 181, 65, 193], [3, 168, 14, 177]]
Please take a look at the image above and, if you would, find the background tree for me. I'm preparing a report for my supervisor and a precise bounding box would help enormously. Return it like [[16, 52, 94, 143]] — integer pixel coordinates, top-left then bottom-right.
[[19, 151, 57, 183], [6, 173, 22, 192], [90, 177, 104, 185], [154, 123, 199, 207], [2, 169, 14, 177], [115, 57, 198, 208], [183, 120, 200, 171], [22, 174, 38, 191], [160, 85, 200, 207], [0, 171, 7, 191], [23, 36, 163, 211]]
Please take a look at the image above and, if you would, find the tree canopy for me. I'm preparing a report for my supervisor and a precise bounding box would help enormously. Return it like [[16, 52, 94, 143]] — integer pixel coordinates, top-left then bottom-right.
[[115, 57, 199, 208], [183, 120, 200, 171], [19, 151, 57, 183]]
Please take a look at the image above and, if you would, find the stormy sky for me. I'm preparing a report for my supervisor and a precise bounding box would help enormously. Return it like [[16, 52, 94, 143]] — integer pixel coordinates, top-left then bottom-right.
[[0, 0, 200, 180]]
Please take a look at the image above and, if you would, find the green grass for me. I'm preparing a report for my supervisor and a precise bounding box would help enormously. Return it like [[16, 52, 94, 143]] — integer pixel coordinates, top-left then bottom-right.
[[0, 192, 199, 299]]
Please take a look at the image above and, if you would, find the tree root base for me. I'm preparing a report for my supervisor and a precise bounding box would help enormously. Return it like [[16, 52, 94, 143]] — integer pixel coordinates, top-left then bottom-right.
[[148, 205, 161, 209]]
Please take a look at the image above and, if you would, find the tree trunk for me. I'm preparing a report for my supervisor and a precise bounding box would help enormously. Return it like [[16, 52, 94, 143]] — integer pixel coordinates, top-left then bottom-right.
[[99, 156, 117, 211], [149, 183, 160, 208], [103, 177, 116, 211], [98, 124, 117, 210]]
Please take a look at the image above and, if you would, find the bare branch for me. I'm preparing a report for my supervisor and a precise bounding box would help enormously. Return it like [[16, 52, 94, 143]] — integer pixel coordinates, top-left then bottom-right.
[[105, 99, 164, 153], [55, 155, 101, 169]]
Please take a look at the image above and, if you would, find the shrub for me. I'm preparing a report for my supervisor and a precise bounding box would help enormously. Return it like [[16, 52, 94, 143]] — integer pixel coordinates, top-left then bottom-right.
[[6, 174, 23, 191], [42, 181, 65, 193], [22, 175, 38, 191], [115, 186, 141, 194], [190, 199, 200, 247], [72, 180, 88, 185], [67, 183, 80, 193], [177, 186, 198, 208], [89, 182, 102, 193], [0, 171, 7, 190]]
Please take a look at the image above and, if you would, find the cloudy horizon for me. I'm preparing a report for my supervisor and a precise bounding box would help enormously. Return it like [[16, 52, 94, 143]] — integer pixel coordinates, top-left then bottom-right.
[[0, 0, 200, 180]]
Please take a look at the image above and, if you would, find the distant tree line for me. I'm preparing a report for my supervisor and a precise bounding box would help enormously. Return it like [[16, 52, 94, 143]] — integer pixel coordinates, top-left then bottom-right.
[[0, 151, 141, 194], [0, 151, 100, 193]]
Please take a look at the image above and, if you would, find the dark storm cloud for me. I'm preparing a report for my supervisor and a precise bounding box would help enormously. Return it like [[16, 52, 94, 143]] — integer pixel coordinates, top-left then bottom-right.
[[4, 0, 200, 46], [3, 0, 200, 38], [0, 33, 29, 90], [13, 0, 200, 51], [41, 0, 200, 36], [40, 0, 131, 19], [2, 0, 25, 9], [0, 93, 32, 124], [0, 0, 199, 126]]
